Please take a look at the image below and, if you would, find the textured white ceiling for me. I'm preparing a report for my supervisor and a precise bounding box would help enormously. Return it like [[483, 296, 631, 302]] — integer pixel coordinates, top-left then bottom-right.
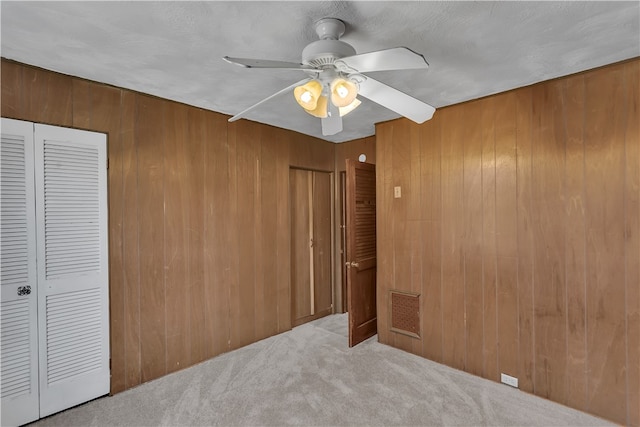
[[1, 1, 638, 143]]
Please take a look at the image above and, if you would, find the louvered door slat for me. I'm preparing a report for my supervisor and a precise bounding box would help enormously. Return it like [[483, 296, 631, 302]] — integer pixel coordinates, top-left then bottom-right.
[[1, 118, 39, 427], [35, 123, 109, 418], [42, 139, 100, 284]]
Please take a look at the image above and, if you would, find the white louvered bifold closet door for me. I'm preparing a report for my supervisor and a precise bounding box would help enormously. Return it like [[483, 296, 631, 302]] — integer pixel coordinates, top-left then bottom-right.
[[0, 118, 40, 427], [34, 124, 109, 417]]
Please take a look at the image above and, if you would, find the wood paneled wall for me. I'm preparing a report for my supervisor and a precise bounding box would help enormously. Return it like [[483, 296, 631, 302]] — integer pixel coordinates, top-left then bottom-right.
[[376, 58, 639, 426], [333, 136, 376, 312], [1, 59, 335, 394]]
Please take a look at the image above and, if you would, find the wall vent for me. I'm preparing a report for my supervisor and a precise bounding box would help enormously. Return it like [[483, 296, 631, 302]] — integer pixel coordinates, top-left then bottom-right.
[[389, 291, 420, 338]]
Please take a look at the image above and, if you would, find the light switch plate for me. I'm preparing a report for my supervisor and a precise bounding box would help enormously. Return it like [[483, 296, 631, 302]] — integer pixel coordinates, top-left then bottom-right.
[[394, 186, 401, 198]]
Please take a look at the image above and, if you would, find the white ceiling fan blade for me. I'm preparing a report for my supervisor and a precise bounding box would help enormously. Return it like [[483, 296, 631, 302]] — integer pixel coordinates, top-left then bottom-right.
[[223, 56, 317, 71], [322, 101, 343, 136], [335, 47, 428, 73], [228, 78, 311, 122], [357, 76, 435, 124]]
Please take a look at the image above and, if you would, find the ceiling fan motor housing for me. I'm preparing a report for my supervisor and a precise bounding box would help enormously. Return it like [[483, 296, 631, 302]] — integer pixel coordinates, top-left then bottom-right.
[[302, 18, 356, 68], [302, 39, 356, 68]]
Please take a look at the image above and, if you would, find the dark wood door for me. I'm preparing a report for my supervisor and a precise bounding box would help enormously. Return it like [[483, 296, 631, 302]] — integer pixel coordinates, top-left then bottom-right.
[[346, 160, 377, 347]]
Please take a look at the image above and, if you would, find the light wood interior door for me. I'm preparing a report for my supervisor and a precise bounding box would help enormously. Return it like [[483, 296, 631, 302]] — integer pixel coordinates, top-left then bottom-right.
[[290, 169, 332, 327], [346, 160, 377, 347]]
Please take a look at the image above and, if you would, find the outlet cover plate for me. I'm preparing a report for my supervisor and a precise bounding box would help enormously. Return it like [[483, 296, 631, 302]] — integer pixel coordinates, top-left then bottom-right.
[[501, 373, 519, 388]]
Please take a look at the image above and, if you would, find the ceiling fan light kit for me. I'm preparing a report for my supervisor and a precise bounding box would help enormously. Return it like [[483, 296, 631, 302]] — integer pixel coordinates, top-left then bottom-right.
[[224, 18, 436, 136]]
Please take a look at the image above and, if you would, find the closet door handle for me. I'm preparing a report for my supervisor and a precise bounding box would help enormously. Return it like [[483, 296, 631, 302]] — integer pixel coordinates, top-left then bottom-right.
[[17, 285, 31, 296]]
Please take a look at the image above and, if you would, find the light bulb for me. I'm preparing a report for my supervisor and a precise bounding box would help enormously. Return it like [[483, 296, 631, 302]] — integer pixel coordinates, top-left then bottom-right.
[[300, 91, 312, 103], [336, 85, 349, 99]]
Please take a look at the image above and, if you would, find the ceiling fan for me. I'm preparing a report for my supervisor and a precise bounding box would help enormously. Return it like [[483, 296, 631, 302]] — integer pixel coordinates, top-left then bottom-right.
[[223, 18, 436, 136]]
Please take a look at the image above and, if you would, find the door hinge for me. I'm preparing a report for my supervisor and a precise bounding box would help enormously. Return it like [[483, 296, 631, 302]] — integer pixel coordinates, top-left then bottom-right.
[[107, 158, 110, 169]]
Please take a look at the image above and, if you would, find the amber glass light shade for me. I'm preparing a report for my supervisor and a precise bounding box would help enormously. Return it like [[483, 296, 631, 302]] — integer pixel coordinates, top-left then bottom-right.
[[339, 98, 361, 116], [294, 80, 323, 110], [330, 78, 358, 107], [303, 95, 328, 118]]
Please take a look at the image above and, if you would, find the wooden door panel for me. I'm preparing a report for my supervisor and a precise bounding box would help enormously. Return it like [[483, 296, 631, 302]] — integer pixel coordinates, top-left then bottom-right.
[[312, 171, 332, 314], [346, 160, 377, 347], [290, 169, 312, 322]]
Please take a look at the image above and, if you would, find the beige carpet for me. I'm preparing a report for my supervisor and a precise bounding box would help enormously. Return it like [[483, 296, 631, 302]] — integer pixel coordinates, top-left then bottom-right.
[[31, 314, 610, 426]]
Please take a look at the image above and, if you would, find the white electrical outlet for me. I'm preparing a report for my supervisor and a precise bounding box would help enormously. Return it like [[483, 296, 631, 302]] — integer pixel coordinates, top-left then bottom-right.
[[394, 186, 402, 198], [501, 373, 519, 388]]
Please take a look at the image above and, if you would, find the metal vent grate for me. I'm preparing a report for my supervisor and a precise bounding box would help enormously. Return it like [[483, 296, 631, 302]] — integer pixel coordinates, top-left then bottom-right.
[[390, 291, 420, 338]]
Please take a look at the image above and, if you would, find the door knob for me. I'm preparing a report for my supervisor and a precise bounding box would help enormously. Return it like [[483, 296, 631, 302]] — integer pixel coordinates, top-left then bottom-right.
[[350, 261, 359, 268], [17, 285, 31, 296]]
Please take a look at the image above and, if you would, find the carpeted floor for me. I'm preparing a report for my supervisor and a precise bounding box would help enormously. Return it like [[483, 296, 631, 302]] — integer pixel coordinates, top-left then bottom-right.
[[31, 314, 610, 426]]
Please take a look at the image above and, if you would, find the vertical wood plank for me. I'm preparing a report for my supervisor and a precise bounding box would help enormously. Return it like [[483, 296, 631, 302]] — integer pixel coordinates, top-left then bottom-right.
[[392, 121, 414, 353], [309, 138, 335, 171], [121, 91, 141, 389], [230, 121, 257, 349], [137, 94, 166, 382], [313, 171, 333, 316], [408, 123, 423, 356], [584, 64, 627, 424], [375, 122, 394, 345], [495, 91, 519, 379], [481, 97, 499, 382], [22, 66, 72, 127], [1, 60, 24, 119], [164, 102, 190, 373], [624, 60, 640, 427], [71, 79, 91, 129], [562, 75, 588, 411], [91, 83, 126, 394], [260, 127, 279, 338], [204, 111, 230, 358], [254, 133, 265, 341], [440, 107, 466, 370], [276, 129, 291, 333], [188, 108, 206, 365], [291, 169, 312, 323], [462, 101, 484, 376], [532, 80, 567, 403], [420, 114, 443, 363], [515, 87, 535, 393]]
